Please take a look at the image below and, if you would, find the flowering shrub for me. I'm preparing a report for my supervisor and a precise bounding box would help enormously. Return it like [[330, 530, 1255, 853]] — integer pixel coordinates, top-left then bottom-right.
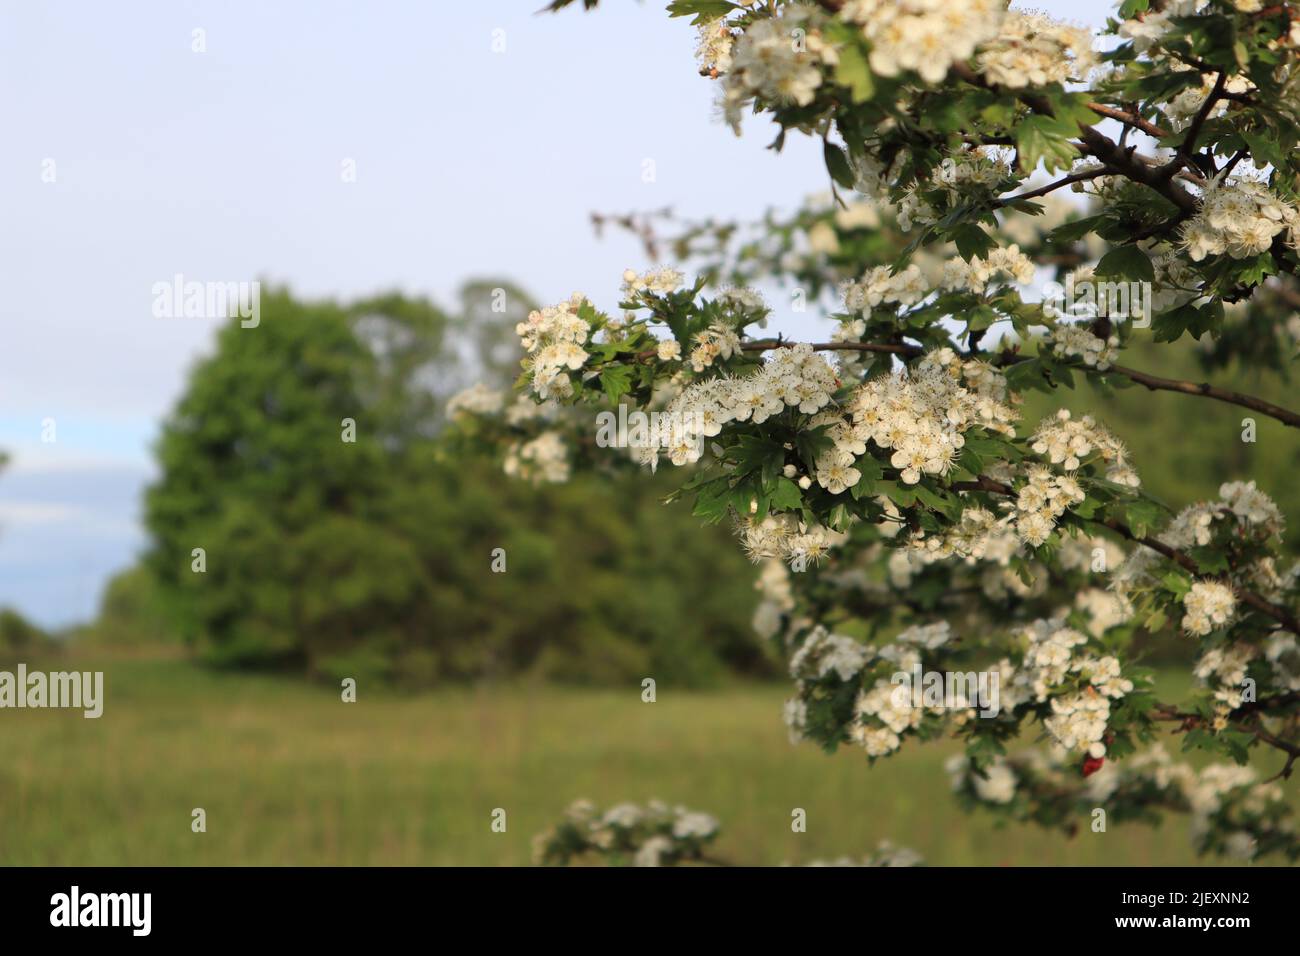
[[532, 799, 723, 867], [468, 0, 1300, 863], [531, 799, 921, 866]]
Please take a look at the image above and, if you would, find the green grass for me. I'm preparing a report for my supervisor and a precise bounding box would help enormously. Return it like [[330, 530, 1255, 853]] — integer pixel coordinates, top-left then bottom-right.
[[0, 653, 1288, 866]]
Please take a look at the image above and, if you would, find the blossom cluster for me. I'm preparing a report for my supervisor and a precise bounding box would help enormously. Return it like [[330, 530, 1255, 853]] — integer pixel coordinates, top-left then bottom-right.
[[902, 504, 1014, 565], [532, 799, 720, 867], [688, 322, 743, 372], [950, 745, 1297, 862], [1030, 409, 1140, 486], [976, 12, 1097, 88], [946, 753, 1018, 803], [788, 623, 873, 683], [916, 347, 1011, 401], [515, 293, 592, 400], [445, 382, 504, 420], [1045, 323, 1121, 371], [718, 10, 837, 130], [1193, 642, 1256, 722], [1181, 580, 1237, 636], [838, 0, 1005, 85], [532, 799, 924, 867], [804, 842, 924, 867], [1116, 481, 1288, 603], [895, 150, 1013, 231], [503, 431, 569, 485], [847, 360, 1018, 484], [1163, 69, 1252, 132], [1011, 466, 1086, 547], [1181, 176, 1300, 262], [1008, 615, 1136, 757], [785, 620, 996, 759], [621, 266, 683, 297], [694, 19, 735, 76], [938, 245, 1036, 293], [840, 263, 928, 313], [739, 514, 847, 570], [653, 343, 839, 470]]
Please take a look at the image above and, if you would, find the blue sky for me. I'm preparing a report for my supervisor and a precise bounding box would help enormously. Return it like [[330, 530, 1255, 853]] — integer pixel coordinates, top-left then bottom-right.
[[0, 0, 1106, 628]]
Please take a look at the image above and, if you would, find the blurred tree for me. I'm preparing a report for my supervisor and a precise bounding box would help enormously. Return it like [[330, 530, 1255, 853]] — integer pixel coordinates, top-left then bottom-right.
[[136, 284, 765, 685], [0, 607, 52, 659]]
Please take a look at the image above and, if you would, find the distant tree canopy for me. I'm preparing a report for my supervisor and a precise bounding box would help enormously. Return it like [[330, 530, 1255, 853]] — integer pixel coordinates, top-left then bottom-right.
[[137, 285, 764, 685], [0, 607, 53, 660]]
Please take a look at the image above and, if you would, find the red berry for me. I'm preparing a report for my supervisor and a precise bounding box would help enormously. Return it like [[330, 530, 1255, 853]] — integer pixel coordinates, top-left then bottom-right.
[[1082, 755, 1105, 777]]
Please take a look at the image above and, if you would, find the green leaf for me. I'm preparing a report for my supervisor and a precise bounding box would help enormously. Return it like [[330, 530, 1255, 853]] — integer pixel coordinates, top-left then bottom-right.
[[1152, 300, 1220, 343], [850, 455, 883, 498], [1125, 498, 1167, 540], [833, 42, 874, 104], [1014, 115, 1079, 173], [952, 223, 996, 260], [599, 365, 633, 404], [690, 481, 733, 524], [665, 0, 737, 24], [1046, 214, 1106, 244], [1095, 245, 1154, 283], [1161, 570, 1192, 599], [823, 141, 855, 190], [795, 426, 834, 471], [769, 477, 803, 512]]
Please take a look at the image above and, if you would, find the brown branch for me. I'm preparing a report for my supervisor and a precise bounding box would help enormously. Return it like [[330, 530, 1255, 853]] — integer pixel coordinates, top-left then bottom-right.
[[736, 340, 1300, 430], [996, 169, 1108, 207], [1237, 689, 1300, 717], [947, 61, 1201, 212], [1107, 363, 1300, 430], [1093, 515, 1300, 634], [740, 339, 919, 358], [1151, 701, 1300, 778], [1086, 102, 1167, 139], [1169, 70, 1227, 179], [1255, 727, 1300, 781], [978, 62, 1300, 279]]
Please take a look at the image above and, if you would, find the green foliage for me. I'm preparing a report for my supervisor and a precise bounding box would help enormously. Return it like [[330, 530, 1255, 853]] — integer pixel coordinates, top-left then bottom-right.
[[91, 567, 175, 648], [136, 286, 763, 686], [0, 607, 53, 659]]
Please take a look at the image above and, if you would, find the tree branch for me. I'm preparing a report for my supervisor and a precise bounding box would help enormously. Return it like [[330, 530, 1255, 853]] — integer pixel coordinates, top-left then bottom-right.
[[738, 340, 1300, 430], [1106, 363, 1300, 429], [995, 169, 1108, 207], [1168, 70, 1227, 180], [950, 476, 1300, 635], [1085, 102, 1167, 139]]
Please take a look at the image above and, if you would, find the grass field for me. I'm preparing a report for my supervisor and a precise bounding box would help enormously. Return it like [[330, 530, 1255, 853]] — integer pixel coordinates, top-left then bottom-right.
[[0, 653, 1288, 866]]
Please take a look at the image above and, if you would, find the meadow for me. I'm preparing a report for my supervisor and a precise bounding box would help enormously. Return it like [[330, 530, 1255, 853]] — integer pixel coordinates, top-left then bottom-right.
[[0, 653, 1287, 866]]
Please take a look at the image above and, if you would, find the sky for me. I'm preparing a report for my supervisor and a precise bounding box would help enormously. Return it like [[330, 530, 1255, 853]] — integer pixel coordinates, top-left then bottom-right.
[[0, 0, 1109, 628]]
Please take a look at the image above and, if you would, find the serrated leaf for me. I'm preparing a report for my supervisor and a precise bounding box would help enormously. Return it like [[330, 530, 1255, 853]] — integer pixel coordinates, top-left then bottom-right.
[[833, 42, 874, 103], [1014, 115, 1079, 173], [599, 365, 633, 404], [1095, 245, 1155, 283], [665, 0, 737, 24]]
